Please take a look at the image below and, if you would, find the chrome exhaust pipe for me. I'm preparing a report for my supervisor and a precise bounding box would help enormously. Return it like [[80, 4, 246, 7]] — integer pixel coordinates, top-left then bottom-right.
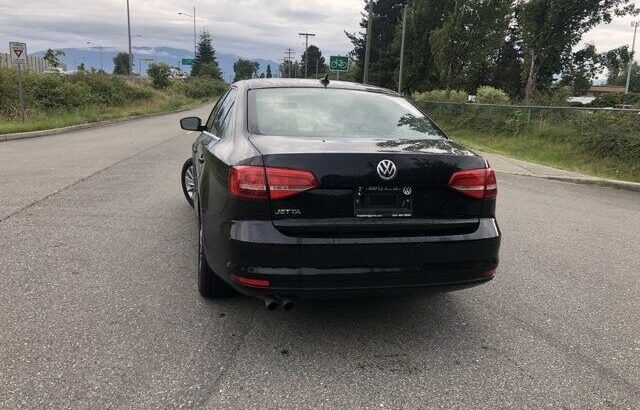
[[282, 298, 295, 311], [264, 296, 279, 311]]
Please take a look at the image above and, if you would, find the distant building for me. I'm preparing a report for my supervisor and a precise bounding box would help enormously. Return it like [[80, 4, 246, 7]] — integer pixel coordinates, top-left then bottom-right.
[[586, 85, 626, 97]]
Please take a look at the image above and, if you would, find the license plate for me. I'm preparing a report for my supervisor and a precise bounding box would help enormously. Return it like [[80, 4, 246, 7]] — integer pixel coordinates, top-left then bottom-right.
[[354, 187, 413, 218]]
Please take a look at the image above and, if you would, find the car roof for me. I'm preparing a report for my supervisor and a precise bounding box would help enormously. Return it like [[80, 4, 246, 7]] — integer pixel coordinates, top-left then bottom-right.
[[233, 78, 400, 96]]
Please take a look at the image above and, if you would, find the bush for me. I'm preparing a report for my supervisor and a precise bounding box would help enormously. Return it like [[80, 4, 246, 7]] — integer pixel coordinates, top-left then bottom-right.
[[529, 87, 570, 107], [180, 77, 227, 99], [589, 92, 640, 108], [0, 68, 155, 118], [147, 63, 171, 89], [475, 86, 510, 105], [413, 89, 468, 104]]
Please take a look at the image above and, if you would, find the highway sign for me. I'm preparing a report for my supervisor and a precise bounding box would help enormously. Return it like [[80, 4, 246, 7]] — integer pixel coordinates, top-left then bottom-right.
[[181, 58, 195, 66], [329, 56, 349, 72], [9, 42, 27, 65]]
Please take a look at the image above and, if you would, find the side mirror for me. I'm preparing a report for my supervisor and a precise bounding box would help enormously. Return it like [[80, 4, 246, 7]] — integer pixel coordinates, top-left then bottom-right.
[[180, 117, 205, 131]]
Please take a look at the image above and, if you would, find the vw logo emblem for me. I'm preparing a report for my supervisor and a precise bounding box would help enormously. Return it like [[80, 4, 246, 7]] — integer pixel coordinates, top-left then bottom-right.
[[377, 159, 397, 181]]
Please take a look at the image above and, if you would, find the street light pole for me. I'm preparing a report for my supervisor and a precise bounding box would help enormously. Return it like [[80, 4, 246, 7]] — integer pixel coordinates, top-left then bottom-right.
[[626, 21, 639, 94], [193, 5, 197, 58], [363, 0, 373, 84], [298, 32, 316, 78], [87, 41, 103, 71], [398, 5, 408, 94], [178, 7, 197, 59], [126, 0, 133, 75]]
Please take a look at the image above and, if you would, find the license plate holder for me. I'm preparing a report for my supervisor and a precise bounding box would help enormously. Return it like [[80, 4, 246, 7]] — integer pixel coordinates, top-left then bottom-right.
[[354, 187, 413, 218]]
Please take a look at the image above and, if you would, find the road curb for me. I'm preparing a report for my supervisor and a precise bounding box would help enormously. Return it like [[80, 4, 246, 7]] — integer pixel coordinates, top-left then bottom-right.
[[496, 171, 640, 192], [0, 102, 210, 142]]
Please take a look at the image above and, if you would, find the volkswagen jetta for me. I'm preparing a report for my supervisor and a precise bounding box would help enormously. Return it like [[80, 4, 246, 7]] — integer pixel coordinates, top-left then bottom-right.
[[180, 79, 500, 309]]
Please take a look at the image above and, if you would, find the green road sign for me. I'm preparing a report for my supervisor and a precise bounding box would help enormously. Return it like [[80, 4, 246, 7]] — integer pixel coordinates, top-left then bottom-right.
[[329, 56, 349, 72], [181, 58, 195, 66]]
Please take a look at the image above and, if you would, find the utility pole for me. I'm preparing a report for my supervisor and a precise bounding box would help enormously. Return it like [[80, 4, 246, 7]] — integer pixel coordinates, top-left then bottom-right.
[[363, 0, 374, 84], [398, 5, 408, 94], [315, 58, 319, 79], [285, 48, 295, 78], [298, 32, 316, 78], [626, 21, 639, 94], [126, 0, 133, 75]]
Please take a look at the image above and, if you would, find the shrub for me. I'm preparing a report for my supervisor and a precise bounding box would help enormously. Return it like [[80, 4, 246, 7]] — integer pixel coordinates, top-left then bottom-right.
[[147, 63, 171, 89], [475, 86, 510, 105], [181, 77, 227, 99], [589, 92, 640, 108], [529, 87, 570, 106], [413, 89, 468, 104]]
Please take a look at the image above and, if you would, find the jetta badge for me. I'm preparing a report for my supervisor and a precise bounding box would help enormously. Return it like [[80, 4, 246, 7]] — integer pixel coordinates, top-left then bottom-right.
[[377, 159, 397, 181]]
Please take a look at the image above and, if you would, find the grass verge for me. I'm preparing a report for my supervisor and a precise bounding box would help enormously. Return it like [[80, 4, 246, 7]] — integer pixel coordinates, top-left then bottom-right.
[[0, 94, 209, 135], [447, 127, 640, 183]]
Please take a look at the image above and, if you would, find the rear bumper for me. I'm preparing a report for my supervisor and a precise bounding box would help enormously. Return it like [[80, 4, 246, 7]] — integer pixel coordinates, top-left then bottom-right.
[[204, 218, 501, 299]]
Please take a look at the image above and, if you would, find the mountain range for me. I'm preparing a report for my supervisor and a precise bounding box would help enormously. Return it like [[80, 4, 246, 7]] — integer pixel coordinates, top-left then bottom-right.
[[32, 46, 280, 80]]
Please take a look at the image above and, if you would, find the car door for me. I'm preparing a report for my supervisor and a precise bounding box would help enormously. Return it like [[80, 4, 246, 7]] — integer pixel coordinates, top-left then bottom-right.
[[193, 90, 230, 183], [197, 88, 237, 216]]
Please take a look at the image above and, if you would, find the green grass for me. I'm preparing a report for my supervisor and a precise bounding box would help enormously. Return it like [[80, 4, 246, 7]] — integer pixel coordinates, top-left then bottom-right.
[[446, 126, 640, 183], [0, 94, 210, 135]]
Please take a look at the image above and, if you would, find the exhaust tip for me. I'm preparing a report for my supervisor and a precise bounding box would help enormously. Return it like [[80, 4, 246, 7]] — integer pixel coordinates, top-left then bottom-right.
[[264, 296, 279, 311], [282, 299, 295, 311]]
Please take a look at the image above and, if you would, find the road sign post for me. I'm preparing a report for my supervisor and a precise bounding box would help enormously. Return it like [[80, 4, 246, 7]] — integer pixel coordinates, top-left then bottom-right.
[[9, 42, 27, 122], [329, 56, 349, 81]]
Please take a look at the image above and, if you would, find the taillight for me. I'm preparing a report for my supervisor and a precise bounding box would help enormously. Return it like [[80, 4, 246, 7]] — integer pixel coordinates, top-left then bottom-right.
[[229, 166, 318, 200], [448, 168, 497, 200]]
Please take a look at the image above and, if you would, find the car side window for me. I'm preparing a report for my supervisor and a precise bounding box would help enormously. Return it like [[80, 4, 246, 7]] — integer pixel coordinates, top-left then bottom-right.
[[205, 90, 230, 131], [213, 89, 237, 138]]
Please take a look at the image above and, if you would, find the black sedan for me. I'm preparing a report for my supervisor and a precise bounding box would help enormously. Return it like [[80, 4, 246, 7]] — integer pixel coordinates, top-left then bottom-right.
[[180, 79, 500, 310]]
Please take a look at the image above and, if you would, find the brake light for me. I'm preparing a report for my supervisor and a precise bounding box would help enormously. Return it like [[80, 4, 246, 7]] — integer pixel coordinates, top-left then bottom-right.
[[229, 166, 318, 200], [231, 274, 270, 288], [448, 168, 498, 200]]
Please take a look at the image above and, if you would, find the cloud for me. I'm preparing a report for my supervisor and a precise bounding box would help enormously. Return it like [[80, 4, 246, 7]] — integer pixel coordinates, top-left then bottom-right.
[[0, 0, 637, 63], [0, 0, 363, 60]]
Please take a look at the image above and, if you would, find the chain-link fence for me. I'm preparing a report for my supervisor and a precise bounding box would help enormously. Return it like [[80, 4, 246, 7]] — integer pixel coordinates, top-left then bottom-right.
[[415, 100, 640, 162]]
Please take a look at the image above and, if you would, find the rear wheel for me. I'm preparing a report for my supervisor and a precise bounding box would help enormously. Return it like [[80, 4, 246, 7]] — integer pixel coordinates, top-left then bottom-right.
[[197, 220, 235, 299], [181, 158, 195, 208]]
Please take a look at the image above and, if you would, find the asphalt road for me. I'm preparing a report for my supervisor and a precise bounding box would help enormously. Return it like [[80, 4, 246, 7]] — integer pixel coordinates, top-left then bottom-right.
[[1, 106, 639, 409]]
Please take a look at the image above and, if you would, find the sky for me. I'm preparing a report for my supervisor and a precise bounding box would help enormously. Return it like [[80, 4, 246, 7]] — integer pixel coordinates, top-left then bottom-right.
[[1, 0, 639, 63]]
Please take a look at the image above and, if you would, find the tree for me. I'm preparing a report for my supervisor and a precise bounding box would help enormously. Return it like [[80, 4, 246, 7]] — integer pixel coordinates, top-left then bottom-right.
[[346, 0, 409, 88], [191, 29, 222, 79], [602, 46, 632, 84], [301, 45, 326, 78], [517, 0, 637, 102], [43, 49, 65, 68], [279, 60, 301, 78], [490, 25, 524, 98], [266, 64, 273, 78], [77, 62, 86, 71], [147, 63, 171, 89], [233, 59, 259, 81], [113, 52, 133, 75], [560, 44, 602, 96], [390, 0, 452, 92], [429, 0, 511, 91]]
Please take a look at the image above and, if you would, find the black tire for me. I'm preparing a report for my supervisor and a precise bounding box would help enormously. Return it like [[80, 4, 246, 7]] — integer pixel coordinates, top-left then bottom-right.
[[197, 220, 235, 299], [181, 158, 195, 208]]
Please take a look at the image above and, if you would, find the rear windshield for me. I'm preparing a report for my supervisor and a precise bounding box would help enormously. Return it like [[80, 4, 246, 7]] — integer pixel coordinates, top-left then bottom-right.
[[248, 88, 446, 140]]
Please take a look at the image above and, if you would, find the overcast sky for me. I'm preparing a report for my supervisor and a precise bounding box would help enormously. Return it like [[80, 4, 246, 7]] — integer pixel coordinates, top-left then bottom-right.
[[1, 0, 639, 62]]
